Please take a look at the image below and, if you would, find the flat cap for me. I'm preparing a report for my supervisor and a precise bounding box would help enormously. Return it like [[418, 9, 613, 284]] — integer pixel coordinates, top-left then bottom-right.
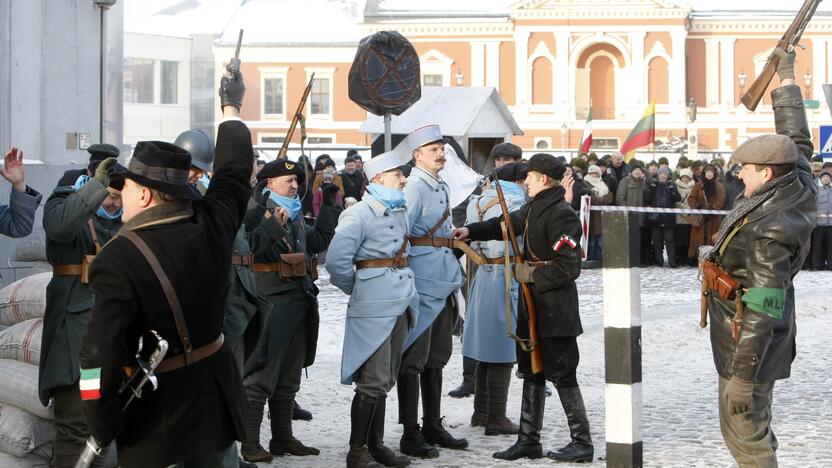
[[490, 142, 522, 160], [527, 153, 566, 180], [257, 159, 306, 184], [732, 134, 798, 165]]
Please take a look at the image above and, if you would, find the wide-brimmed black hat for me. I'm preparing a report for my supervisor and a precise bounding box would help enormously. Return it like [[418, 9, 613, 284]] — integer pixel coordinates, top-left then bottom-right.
[[118, 141, 201, 200], [256, 159, 307, 185]]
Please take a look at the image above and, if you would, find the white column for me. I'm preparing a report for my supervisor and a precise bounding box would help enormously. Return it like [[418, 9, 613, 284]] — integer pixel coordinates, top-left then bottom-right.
[[812, 38, 827, 105], [629, 31, 646, 121], [485, 41, 500, 91], [670, 30, 687, 119], [556, 31, 570, 121], [719, 38, 736, 108], [705, 38, 720, 108], [514, 31, 531, 117], [471, 41, 485, 87]]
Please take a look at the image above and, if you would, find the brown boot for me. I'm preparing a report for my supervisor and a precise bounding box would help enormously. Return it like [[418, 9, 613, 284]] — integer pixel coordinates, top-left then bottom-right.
[[485, 364, 519, 436], [470, 362, 488, 427], [269, 398, 320, 456], [241, 400, 273, 463]]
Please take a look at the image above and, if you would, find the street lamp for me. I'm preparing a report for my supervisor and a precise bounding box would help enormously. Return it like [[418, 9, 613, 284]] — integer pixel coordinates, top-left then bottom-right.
[[686, 97, 697, 123], [804, 69, 812, 97], [455, 68, 464, 86], [737, 69, 747, 93]]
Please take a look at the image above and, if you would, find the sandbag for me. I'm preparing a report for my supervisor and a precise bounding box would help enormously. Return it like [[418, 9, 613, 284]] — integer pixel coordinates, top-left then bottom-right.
[[0, 450, 50, 468], [0, 319, 43, 365], [0, 403, 54, 459], [0, 360, 52, 419], [11, 231, 46, 263], [0, 273, 51, 326]]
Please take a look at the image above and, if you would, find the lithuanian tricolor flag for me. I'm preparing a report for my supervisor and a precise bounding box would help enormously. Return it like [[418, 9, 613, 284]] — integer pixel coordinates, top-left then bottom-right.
[[620, 103, 656, 162]]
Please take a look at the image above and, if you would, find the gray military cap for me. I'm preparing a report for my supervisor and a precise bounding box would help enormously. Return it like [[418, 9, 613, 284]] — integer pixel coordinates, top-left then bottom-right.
[[732, 134, 798, 165]]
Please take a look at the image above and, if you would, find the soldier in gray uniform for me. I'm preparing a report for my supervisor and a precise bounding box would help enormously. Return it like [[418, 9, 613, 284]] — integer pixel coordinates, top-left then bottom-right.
[[327, 151, 416, 468], [241, 159, 339, 462], [0, 146, 42, 238], [397, 125, 467, 458]]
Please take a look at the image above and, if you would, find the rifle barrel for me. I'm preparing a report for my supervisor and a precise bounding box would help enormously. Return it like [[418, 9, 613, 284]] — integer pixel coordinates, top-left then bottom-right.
[[234, 29, 244, 60]]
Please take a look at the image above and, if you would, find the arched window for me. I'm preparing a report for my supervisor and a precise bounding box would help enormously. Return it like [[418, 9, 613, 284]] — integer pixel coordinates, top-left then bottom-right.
[[531, 57, 553, 105], [648, 57, 669, 105]]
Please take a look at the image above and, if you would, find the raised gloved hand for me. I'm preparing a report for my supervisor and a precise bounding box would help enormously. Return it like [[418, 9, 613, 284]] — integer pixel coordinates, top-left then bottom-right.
[[321, 183, 340, 207], [770, 48, 796, 82], [512, 263, 536, 284], [94, 157, 117, 187], [724, 375, 754, 415], [219, 69, 246, 111]]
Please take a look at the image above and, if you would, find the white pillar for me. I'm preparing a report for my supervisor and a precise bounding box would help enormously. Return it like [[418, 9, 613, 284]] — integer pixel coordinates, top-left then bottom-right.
[[671, 30, 687, 120], [812, 38, 827, 105], [629, 32, 646, 121], [720, 38, 736, 109], [705, 38, 720, 108], [485, 41, 500, 91], [471, 41, 485, 87], [514, 31, 531, 118], [556, 31, 570, 121]]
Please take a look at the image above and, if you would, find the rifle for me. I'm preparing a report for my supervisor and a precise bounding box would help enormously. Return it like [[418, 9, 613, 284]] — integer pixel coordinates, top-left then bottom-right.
[[740, 0, 822, 111], [493, 178, 543, 374], [75, 331, 169, 468], [277, 73, 316, 160]]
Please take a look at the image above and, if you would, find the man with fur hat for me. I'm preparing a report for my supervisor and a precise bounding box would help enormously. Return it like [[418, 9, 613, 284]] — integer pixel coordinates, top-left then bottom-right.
[[40, 152, 124, 467], [454, 153, 593, 463], [0, 146, 42, 238], [702, 50, 816, 467], [241, 156, 339, 461], [326, 151, 416, 468], [77, 65, 251, 467]]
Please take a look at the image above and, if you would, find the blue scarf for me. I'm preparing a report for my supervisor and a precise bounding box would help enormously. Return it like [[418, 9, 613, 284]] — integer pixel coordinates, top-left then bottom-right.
[[263, 188, 302, 221], [196, 174, 210, 191], [494, 180, 525, 200], [366, 183, 405, 210], [75, 175, 122, 220]]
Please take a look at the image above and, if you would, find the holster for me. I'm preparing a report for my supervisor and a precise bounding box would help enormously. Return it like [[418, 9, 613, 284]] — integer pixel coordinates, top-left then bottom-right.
[[701, 260, 740, 301], [81, 255, 95, 284], [278, 253, 307, 279]]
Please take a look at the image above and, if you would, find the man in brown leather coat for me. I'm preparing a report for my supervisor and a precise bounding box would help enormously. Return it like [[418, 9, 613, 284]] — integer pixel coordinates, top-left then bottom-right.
[[704, 50, 816, 467]]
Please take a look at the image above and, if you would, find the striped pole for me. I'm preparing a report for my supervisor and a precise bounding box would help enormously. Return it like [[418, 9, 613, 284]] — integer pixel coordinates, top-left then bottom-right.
[[601, 211, 643, 467]]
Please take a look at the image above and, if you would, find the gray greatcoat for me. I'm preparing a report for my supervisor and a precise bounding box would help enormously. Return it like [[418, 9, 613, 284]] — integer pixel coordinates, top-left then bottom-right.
[[0, 185, 42, 238]]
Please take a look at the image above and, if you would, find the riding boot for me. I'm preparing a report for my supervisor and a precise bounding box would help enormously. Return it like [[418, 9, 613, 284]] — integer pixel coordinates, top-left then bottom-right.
[[268, 398, 320, 456], [368, 395, 410, 467], [470, 362, 488, 427], [293, 399, 313, 421], [240, 399, 273, 463], [420, 368, 469, 450], [546, 386, 594, 463], [485, 364, 519, 436], [448, 356, 476, 398], [397, 373, 438, 459], [493, 378, 544, 460], [346, 393, 384, 468]]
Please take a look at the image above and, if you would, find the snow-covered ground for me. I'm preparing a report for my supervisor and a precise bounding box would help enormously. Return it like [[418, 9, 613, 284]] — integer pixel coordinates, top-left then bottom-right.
[[258, 267, 832, 467]]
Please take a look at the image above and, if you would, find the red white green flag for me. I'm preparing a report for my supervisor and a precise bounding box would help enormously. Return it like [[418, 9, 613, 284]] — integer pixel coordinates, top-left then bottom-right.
[[578, 108, 593, 154], [620, 103, 656, 162], [80, 367, 102, 400]]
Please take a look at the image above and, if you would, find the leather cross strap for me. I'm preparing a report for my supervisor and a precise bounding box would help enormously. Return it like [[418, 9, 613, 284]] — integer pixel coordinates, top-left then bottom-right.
[[87, 219, 102, 254], [53, 264, 84, 276], [119, 229, 194, 363], [356, 235, 410, 269], [155, 334, 224, 374]]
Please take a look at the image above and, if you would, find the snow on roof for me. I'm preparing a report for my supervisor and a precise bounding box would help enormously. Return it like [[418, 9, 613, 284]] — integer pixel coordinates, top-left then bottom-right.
[[126, 0, 244, 38], [360, 86, 523, 138], [365, 0, 513, 18]]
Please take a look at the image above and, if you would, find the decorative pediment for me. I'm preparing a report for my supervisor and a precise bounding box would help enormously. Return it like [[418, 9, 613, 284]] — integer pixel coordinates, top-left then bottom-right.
[[510, 0, 691, 19]]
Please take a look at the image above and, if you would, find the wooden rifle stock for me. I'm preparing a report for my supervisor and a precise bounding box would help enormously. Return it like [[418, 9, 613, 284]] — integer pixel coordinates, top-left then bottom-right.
[[740, 0, 821, 111], [277, 73, 315, 160], [494, 178, 543, 374]]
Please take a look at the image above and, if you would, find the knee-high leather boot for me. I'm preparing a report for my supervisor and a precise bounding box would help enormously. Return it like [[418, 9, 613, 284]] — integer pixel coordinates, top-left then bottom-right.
[[547, 386, 594, 463], [420, 368, 468, 450], [397, 373, 438, 459], [493, 378, 545, 460]]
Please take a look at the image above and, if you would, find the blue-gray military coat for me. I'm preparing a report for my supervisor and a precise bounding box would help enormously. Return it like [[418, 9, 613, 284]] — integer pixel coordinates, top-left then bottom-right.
[[326, 194, 418, 384], [402, 167, 463, 349], [0, 185, 42, 237], [462, 188, 523, 364]]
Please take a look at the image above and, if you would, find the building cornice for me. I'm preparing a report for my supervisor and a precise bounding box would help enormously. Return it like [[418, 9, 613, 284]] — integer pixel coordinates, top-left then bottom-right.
[[689, 18, 832, 34], [363, 21, 515, 37]]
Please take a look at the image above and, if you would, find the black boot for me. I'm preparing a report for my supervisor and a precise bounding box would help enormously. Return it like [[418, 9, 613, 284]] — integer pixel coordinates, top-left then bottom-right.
[[238, 458, 256, 468], [470, 362, 488, 427], [241, 399, 273, 463], [368, 395, 410, 467], [420, 368, 468, 450], [269, 398, 320, 456], [397, 373, 438, 459], [547, 386, 594, 463], [448, 356, 476, 398], [485, 364, 519, 436], [293, 399, 313, 421], [346, 393, 384, 468], [493, 379, 544, 460]]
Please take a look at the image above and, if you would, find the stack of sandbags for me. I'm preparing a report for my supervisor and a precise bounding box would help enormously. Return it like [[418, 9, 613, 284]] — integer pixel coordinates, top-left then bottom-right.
[[0, 276, 54, 466], [10, 231, 51, 276]]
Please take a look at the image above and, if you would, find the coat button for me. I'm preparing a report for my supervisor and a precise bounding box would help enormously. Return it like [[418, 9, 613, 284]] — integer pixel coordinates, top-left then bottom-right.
[[399, 275, 403, 279]]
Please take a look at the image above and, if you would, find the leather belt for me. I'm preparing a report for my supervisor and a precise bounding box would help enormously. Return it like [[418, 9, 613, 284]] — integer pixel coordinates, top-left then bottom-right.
[[484, 256, 516, 265], [53, 264, 84, 276], [231, 254, 254, 267], [251, 260, 316, 274], [409, 236, 453, 249], [528, 260, 555, 267], [355, 257, 410, 269], [156, 334, 224, 374]]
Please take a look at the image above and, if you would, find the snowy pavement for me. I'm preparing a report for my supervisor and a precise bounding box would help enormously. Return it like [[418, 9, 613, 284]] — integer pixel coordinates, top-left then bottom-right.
[[258, 267, 832, 467]]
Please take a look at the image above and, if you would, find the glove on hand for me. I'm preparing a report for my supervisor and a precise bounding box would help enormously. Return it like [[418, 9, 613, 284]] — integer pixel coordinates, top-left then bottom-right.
[[94, 157, 117, 187], [724, 375, 754, 415], [321, 183, 340, 207], [512, 263, 536, 284], [219, 70, 246, 111], [770, 49, 796, 82]]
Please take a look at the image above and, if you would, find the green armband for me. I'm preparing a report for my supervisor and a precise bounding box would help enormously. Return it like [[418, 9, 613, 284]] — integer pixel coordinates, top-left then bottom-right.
[[742, 287, 786, 320]]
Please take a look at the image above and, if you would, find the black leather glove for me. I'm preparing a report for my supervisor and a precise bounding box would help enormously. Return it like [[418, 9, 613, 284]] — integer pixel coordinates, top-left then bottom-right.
[[770, 49, 796, 82], [321, 183, 340, 207], [219, 70, 246, 111], [94, 157, 117, 187], [724, 375, 754, 415]]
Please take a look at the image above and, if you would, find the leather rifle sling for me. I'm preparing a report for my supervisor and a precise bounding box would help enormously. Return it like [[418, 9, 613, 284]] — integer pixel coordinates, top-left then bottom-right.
[[87, 219, 102, 254], [119, 229, 194, 363]]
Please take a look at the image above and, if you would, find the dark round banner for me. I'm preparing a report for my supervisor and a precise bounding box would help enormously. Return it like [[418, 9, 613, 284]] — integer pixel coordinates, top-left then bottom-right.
[[348, 31, 421, 116]]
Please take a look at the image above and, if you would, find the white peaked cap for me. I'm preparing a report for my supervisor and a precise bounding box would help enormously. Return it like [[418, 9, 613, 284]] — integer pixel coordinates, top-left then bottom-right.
[[363, 151, 408, 181]]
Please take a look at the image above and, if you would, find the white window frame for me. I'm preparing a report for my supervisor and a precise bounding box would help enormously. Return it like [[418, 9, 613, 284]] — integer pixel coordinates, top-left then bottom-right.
[[257, 133, 286, 145], [305, 133, 337, 145], [306, 68, 335, 121], [420, 49, 453, 87], [259, 67, 288, 121]]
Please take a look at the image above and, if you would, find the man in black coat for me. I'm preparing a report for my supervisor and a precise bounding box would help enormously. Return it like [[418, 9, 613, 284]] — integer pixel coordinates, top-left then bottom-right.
[[78, 70, 251, 467], [453, 153, 593, 463]]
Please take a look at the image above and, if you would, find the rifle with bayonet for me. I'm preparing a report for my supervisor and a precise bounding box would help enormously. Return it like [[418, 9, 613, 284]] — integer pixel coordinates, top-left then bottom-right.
[[277, 73, 316, 160], [740, 0, 822, 111]]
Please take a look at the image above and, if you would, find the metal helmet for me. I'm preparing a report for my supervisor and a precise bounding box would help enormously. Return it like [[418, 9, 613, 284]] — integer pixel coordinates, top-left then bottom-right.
[[174, 128, 214, 173]]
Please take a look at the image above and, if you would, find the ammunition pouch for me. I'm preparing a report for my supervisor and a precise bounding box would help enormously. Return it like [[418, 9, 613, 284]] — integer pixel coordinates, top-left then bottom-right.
[[702, 260, 741, 301], [278, 253, 307, 278]]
